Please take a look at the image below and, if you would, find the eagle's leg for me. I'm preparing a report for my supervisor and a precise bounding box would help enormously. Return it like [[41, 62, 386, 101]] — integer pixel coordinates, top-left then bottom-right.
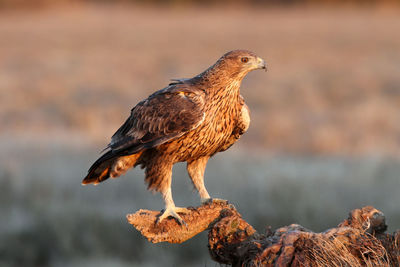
[[187, 157, 212, 204], [157, 186, 189, 226], [150, 162, 189, 226]]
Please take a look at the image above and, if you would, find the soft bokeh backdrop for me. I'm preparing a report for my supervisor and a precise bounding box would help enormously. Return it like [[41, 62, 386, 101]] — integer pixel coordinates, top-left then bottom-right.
[[1, 1, 399, 266]]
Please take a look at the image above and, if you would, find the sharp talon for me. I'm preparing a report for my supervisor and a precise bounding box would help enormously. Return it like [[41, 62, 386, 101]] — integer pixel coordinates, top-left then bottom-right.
[[201, 198, 228, 205], [181, 219, 188, 228], [212, 198, 228, 204], [201, 198, 213, 205], [156, 206, 189, 226]]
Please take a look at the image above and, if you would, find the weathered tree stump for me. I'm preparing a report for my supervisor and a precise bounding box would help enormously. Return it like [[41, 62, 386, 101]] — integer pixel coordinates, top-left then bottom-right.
[[127, 201, 400, 266]]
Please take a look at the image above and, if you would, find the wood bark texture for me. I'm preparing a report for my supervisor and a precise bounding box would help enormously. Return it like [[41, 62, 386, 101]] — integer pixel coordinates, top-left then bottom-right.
[[127, 201, 400, 266]]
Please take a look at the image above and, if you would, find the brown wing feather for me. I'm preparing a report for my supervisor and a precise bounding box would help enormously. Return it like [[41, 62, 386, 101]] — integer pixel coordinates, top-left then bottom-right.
[[109, 83, 206, 154], [82, 82, 205, 185]]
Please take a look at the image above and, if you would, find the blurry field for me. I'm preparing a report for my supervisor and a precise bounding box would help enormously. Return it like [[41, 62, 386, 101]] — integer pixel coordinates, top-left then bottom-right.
[[1, 4, 400, 155], [1, 141, 400, 267], [1, 3, 400, 267]]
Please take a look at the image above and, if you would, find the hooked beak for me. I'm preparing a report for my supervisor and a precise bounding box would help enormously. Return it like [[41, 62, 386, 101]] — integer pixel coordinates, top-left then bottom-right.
[[256, 57, 267, 71]]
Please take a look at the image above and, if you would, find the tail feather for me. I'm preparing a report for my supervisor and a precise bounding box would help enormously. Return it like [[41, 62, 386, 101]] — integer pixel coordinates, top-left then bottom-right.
[[82, 151, 143, 185], [82, 151, 115, 185]]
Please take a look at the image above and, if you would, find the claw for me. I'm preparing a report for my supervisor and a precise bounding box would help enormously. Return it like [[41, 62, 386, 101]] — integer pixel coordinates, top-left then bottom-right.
[[156, 206, 189, 227], [201, 197, 228, 205]]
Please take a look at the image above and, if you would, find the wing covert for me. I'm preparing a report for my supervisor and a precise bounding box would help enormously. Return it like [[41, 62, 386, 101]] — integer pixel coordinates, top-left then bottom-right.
[[108, 83, 206, 154]]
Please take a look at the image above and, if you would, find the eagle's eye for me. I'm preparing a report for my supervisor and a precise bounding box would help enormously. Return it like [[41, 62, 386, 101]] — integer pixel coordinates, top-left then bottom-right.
[[241, 57, 249, 63]]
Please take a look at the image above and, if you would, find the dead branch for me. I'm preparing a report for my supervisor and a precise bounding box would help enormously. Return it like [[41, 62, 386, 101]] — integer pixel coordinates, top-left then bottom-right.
[[127, 201, 400, 266], [126, 200, 252, 244]]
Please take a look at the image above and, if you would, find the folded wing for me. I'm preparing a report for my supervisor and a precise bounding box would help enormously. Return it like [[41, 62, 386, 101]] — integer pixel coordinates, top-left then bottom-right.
[[83, 83, 206, 185], [109, 83, 206, 154]]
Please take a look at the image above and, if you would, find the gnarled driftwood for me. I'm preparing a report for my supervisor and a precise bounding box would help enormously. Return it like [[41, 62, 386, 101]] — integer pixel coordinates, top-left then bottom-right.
[[127, 201, 400, 266]]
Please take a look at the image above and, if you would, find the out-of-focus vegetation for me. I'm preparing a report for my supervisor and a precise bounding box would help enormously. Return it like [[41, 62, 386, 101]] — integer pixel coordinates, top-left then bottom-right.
[[0, 2, 399, 267], [1, 142, 400, 267]]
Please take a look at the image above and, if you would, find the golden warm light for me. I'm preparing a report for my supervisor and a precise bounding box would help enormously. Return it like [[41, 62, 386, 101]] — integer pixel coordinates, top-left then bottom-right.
[[0, 1, 399, 266]]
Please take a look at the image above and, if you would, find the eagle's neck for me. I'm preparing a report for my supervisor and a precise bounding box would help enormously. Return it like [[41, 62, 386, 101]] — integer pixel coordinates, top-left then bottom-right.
[[197, 68, 243, 122], [199, 62, 245, 99]]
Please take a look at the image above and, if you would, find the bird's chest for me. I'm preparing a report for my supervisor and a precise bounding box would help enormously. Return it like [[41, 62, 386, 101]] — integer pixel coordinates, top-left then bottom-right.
[[207, 104, 238, 135], [174, 99, 241, 159], [204, 84, 241, 134]]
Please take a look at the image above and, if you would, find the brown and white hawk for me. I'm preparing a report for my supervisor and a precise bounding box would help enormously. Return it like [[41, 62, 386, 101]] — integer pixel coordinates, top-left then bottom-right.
[[83, 50, 266, 225]]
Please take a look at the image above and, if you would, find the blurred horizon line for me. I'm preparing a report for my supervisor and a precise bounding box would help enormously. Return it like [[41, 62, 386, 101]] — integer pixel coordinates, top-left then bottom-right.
[[0, 0, 400, 11]]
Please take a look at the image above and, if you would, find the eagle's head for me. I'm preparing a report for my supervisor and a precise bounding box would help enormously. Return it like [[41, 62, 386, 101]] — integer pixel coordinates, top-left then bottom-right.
[[216, 50, 267, 78]]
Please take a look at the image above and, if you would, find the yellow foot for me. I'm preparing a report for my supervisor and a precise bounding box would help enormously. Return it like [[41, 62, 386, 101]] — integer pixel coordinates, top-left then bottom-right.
[[201, 198, 228, 205], [156, 206, 190, 226]]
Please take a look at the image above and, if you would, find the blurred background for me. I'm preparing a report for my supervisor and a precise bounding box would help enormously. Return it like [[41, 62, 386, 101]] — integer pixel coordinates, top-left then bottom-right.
[[1, 0, 400, 266]]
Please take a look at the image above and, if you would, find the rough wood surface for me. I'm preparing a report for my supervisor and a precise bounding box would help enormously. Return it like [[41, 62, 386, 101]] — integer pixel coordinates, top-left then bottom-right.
[[126, 200, 236, 244], [127, 203, 400, 266], [209, 206, 399, 266]]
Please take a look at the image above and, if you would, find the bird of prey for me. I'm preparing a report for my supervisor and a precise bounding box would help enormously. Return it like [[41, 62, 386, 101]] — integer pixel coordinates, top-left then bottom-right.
[[83, 50, 266, 225]]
